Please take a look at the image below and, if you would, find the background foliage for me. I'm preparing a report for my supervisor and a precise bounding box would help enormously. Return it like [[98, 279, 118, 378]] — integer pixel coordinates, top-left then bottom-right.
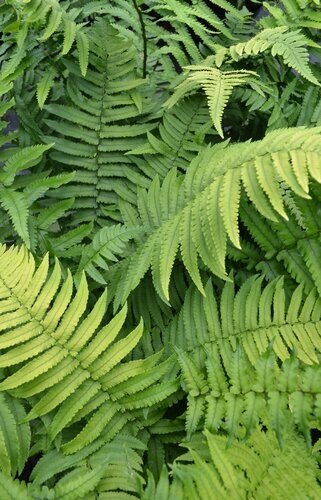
[[0, 0, 321, 497]]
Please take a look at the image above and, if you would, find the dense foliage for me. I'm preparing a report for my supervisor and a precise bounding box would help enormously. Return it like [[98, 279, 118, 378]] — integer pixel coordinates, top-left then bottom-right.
[[0, 0, 321, 497]]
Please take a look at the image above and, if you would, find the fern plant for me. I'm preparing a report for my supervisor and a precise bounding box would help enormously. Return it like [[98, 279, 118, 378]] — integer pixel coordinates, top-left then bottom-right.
[[0, 0, 321, 496]]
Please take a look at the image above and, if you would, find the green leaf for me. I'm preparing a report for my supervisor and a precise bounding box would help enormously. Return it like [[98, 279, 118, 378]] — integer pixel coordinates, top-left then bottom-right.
[[0, 189, 29, 247], [76, 31, 89, 77], [36, 67, 57, 109]]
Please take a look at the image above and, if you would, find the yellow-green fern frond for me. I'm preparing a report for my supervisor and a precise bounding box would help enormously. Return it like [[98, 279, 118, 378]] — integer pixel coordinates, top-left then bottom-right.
[[143, 427, 321, 499], [111, 127, 321, 305], [225, 27, 319, 85], [165, 67, 257, 137], [0, 245, 178, 453]]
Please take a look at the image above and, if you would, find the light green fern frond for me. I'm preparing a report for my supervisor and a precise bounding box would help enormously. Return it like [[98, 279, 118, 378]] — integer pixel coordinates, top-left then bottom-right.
[[166, 66, 257, 137], [167, 274, 321, 443], [0, 471, 30, 499], [179, 343, 321, 443], [110, 127, 321, 305], [225, 27, 319, 85], [0, 245, 178, 453], [143, 427, 321, 499]]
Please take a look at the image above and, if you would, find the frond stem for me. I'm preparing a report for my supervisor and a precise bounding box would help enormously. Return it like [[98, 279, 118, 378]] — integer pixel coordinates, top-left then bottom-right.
[[132, 0, 147, 78]]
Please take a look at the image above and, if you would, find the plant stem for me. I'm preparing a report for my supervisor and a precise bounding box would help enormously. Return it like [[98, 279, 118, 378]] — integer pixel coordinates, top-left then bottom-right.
[[132, 0, 147, 78]]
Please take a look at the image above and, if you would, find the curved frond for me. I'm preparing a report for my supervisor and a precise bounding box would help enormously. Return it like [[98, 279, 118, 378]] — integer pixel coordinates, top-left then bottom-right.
[[110, 127, 321, 304], [0, 394, 30, 476], [227, 27, 319, 85]]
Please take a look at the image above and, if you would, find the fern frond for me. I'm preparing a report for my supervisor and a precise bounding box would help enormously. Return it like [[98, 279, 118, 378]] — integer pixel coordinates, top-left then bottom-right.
[[0, 471, 29, 499], [0, 141, 70, 248], [30, 431, 146, 495], [167, 276, 321, 366], [0, 189, 29, 246], [8, 0, 89, 64], [44, 20, 156, 224], [75, 225, 140, 285], [54, 465, 105, 500], [148, 0, 234, 73], [166, 67, 257, 137], [0, 144, 52, 186], [110, 127, 321, 304], [144, 427, 321, 499], [76, 31, 89, 78], [129, 96, 214, 180], [237, 195, 321, 296], [0, 246, 178, 453], [36, 66, 57, 109], [227, 27, 319, 85], [35, 198, 75, 230], [179, 343, 321, 442]]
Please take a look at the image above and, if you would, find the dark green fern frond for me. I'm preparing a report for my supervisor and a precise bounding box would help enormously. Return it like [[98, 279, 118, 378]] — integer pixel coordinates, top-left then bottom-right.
[[261, 0, 321, 33], [30, 432, 146, 494], [147, 0, 235, 73], [75, 224, 141, 285], [4, 0, 89, 75], [36, 66, 58, 110], [0, 138, 75, 249], [237, 195, 321, 295], [0, 393, 30, 477], [44, 20, 157, 226], [128, 96, 214, 181], [88, 434, 146, 497]]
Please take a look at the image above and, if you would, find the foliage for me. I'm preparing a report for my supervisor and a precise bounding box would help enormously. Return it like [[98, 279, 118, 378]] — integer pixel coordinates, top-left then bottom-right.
[[0, 0, 321, 496]]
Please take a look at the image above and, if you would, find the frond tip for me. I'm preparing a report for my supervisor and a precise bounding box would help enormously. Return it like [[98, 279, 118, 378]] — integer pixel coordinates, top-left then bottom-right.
[[165, 66, 257, 137]]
